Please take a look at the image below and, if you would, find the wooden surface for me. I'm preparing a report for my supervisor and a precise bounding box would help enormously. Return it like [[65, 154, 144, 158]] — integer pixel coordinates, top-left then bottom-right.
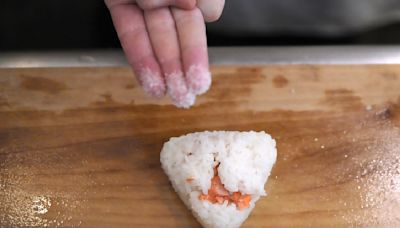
[[1, 65, 400, 227]]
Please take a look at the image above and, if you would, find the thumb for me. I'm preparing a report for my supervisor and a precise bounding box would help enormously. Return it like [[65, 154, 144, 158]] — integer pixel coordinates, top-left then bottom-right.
[[197, 0, 225, 22]]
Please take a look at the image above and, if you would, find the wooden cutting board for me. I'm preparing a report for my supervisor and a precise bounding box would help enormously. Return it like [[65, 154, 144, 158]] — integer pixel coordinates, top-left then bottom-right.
[[1, 65, 400, 227]]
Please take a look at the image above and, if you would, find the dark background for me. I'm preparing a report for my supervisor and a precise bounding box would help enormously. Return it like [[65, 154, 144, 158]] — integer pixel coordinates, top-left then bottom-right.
[[1, 0, 400, 51]]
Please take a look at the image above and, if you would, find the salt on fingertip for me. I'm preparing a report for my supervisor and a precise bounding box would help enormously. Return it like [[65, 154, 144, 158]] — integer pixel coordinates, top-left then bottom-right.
[[139, 68, 166, 98], [165, 71, 196, 109], [186, 65, 212, 95]]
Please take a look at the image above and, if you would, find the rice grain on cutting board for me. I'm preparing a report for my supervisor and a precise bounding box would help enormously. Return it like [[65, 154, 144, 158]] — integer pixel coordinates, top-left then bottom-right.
[[160, 131, 277, 228]]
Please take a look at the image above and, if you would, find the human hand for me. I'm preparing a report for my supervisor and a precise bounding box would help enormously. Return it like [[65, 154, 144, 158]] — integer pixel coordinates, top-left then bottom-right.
[[105, 0, 225, 108]]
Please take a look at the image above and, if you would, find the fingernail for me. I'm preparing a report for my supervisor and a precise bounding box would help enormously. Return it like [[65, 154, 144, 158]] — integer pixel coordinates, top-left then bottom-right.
[[166, 72, 196, 108], [186, 65, 212, 95], [139, 68, 166, 98]]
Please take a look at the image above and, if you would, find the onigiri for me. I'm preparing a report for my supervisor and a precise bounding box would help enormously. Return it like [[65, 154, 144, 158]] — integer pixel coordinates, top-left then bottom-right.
[[160, 131, 277, 228]]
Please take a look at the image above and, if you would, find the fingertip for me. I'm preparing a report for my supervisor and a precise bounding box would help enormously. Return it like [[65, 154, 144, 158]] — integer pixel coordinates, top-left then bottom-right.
[[202, 8, 223, 22], [172, 91, 196, 109], [204, 12, 222, 22], [187, 65, 212, 95], [138, 68, 166, 98], [165, 72, 196, 108]]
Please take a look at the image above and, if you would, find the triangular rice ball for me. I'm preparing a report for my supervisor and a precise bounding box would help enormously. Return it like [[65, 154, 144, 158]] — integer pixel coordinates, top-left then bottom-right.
[[160, 131, 277, 228]]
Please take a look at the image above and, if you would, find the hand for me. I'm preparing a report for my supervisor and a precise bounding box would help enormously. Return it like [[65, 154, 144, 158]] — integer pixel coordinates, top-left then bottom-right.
[[105, 0, 225, 108]]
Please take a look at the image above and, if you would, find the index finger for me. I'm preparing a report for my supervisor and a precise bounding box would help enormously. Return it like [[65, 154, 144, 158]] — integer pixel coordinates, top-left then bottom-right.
[[106, 2, 166, 97]]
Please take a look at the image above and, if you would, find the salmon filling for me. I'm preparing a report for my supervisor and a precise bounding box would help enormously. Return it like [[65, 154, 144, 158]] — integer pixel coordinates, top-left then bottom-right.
[[198, 166, 251, 210]]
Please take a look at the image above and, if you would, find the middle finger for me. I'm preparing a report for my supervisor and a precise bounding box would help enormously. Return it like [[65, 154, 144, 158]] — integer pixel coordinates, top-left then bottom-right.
[[145, 7, 195, 108]]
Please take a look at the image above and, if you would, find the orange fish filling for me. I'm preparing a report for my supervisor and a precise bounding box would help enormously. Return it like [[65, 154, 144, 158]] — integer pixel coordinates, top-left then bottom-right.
[[186, 177, 194, 183], [198, 167, 251, 210]]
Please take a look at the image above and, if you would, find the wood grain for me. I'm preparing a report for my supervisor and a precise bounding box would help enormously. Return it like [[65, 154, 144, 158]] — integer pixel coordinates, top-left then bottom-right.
[[1, 65, 400, 227]]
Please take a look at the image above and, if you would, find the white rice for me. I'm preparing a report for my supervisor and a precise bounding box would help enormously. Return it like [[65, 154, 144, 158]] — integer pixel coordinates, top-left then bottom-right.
[[160, 131, 277, 228]]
